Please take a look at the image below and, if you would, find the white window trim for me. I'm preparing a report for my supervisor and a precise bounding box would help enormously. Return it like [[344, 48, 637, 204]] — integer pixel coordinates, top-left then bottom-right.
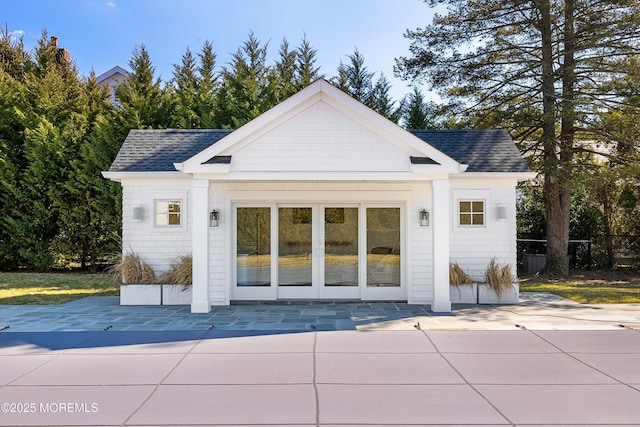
[[458, 199, 486, 227], [452, 189, 491, 231], [154, 199, 185, 229]]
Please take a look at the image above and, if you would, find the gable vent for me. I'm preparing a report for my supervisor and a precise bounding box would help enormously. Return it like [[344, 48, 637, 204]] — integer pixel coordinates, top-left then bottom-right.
[[203, 155, 232, 164], [410, 156, 440, 165]]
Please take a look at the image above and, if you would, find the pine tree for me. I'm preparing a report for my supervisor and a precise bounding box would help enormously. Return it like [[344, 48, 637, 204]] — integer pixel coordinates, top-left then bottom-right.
[[396, 0, 640, 276]]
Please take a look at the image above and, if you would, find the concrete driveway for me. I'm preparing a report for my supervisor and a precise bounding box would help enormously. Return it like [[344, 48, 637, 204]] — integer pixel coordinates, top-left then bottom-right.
[[1, 293, 640, 426]]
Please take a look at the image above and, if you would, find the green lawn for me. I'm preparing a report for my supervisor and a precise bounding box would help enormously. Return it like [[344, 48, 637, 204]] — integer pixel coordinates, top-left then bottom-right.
[[0, 272, 118, 305], [1, 270, 639, 305], [520, 271, 640, 304]]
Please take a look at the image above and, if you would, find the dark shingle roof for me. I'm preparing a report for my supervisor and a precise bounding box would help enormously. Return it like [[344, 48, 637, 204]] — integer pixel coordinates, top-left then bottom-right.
[[109, 129, 232, 172], [409, 129, 530, 173], [109, 128, 530, 174]]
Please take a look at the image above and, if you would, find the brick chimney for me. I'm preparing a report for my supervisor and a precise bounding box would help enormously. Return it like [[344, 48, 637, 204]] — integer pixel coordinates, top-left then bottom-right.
[[51, 36, 70, 64]]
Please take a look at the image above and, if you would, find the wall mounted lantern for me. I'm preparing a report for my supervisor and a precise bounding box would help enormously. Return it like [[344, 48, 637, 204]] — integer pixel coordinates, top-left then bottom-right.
[[210, 210, 220, 227], [420, 209, 429, 226]]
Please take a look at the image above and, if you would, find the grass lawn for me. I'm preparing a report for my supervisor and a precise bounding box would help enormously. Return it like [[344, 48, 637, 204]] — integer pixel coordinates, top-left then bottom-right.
[[520, 271, 640, 304], [0, 272, 118, 305], [1, 270, 639, 305]]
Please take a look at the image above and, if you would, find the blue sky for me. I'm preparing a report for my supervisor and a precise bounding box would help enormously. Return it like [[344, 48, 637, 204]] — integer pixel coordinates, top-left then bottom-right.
[[4, 0, 440, 102]]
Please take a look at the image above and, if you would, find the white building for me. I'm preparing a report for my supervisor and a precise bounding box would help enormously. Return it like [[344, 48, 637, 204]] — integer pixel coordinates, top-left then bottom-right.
[[103, 79, 535, 313], [96, 65, 129, 105]]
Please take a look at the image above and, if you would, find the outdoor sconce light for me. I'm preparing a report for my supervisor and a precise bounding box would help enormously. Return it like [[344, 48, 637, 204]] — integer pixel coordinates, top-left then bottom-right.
[[420, 209, 429, 226], [210, 210, 220, 227], [496, 204, 507, 221], [132, 206, 144, 222]]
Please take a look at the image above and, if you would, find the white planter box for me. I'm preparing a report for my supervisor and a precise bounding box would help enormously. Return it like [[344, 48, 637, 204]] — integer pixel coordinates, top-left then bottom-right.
[[120, 284, 162, 305], [450, 284, 477, 304], [478, 282, 520, 304], [162, 285, 193, 305]]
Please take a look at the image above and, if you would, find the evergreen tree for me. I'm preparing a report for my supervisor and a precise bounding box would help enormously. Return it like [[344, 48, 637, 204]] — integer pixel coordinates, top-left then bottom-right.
[[370, 74, 402, 123], [333, 48, 374, 105], [171, 47, 199, 128], [7, 31, 85, 269], [272, 38, 298, 102], [396, 0, 640, 276], [218, 32, 273, 128], [56, 73, 120, 269], [116, 44, 171, 129], [196, 40, 220, 128], [400, 85, 444, 129], [294, 35, 322, 89], [0, 30, 31, 269]]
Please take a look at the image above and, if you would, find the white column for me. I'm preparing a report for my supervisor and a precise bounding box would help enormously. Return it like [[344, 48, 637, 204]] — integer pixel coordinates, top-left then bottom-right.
[[191, 179, 210, 313], [431, 179, 451, 313]]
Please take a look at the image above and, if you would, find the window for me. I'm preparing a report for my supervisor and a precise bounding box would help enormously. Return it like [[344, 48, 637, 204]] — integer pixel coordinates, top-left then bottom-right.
[[459, 200, 485, 226], [155, 200, 181, 226]]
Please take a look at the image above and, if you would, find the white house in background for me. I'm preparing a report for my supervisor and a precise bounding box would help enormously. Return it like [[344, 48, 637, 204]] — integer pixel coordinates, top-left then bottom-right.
[[96, 65, 129, 104], [103, 79, 535, 313]]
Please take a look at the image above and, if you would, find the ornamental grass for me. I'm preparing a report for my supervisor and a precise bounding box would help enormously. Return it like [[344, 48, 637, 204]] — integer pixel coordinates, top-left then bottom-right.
[[449, 262, 474, 286], [485, 258, 515, 296]]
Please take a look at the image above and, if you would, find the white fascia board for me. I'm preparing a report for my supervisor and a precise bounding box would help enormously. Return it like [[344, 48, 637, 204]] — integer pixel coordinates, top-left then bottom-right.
[[101, 171, 191, 182], [451, 171, 538, 181], [193, 170, 452, 182]]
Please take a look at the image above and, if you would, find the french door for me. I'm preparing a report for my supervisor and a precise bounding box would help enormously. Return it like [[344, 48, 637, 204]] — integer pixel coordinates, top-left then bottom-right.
[[233, 204, 403, 300]]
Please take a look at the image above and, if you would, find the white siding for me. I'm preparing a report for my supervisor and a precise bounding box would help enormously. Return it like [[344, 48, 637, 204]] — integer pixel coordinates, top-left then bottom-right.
[[230, 101, 412, 172], [449, 179, 518, 282], [121, 179, 192, 276], [208, 184, 227, 303], [119, 178, 519, 305]]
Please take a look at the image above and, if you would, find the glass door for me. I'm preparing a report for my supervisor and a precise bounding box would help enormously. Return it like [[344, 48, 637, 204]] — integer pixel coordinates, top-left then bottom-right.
[[320, 207, 360, 299], [233, 206, 275, 300], [232, 203, 405, 301], [363, 207, 405, 300], [277, 207, 316, 299]]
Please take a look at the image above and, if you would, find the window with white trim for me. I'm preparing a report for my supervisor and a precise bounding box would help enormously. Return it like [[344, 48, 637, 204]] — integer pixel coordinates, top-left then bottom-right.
[[459, 200, 485, 226], [155, 200, 182, 226]]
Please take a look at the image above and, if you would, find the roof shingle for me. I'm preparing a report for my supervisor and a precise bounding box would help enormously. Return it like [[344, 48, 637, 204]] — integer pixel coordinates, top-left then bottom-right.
[[109, 128, 530, 174]]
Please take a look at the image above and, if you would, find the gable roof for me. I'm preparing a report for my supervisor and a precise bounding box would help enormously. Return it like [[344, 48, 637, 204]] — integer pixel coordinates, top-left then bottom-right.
[[177, 80, 464, 174], [96, 65, 130, 84], [108, 128, 529, 174], [409, 129, 530, 173], [108, 129, 231, 172]]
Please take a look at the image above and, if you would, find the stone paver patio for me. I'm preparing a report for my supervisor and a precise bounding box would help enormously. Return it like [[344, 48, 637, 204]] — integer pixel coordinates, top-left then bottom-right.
[[2, 294, 640, 426], [1, 292, 639, 332]]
